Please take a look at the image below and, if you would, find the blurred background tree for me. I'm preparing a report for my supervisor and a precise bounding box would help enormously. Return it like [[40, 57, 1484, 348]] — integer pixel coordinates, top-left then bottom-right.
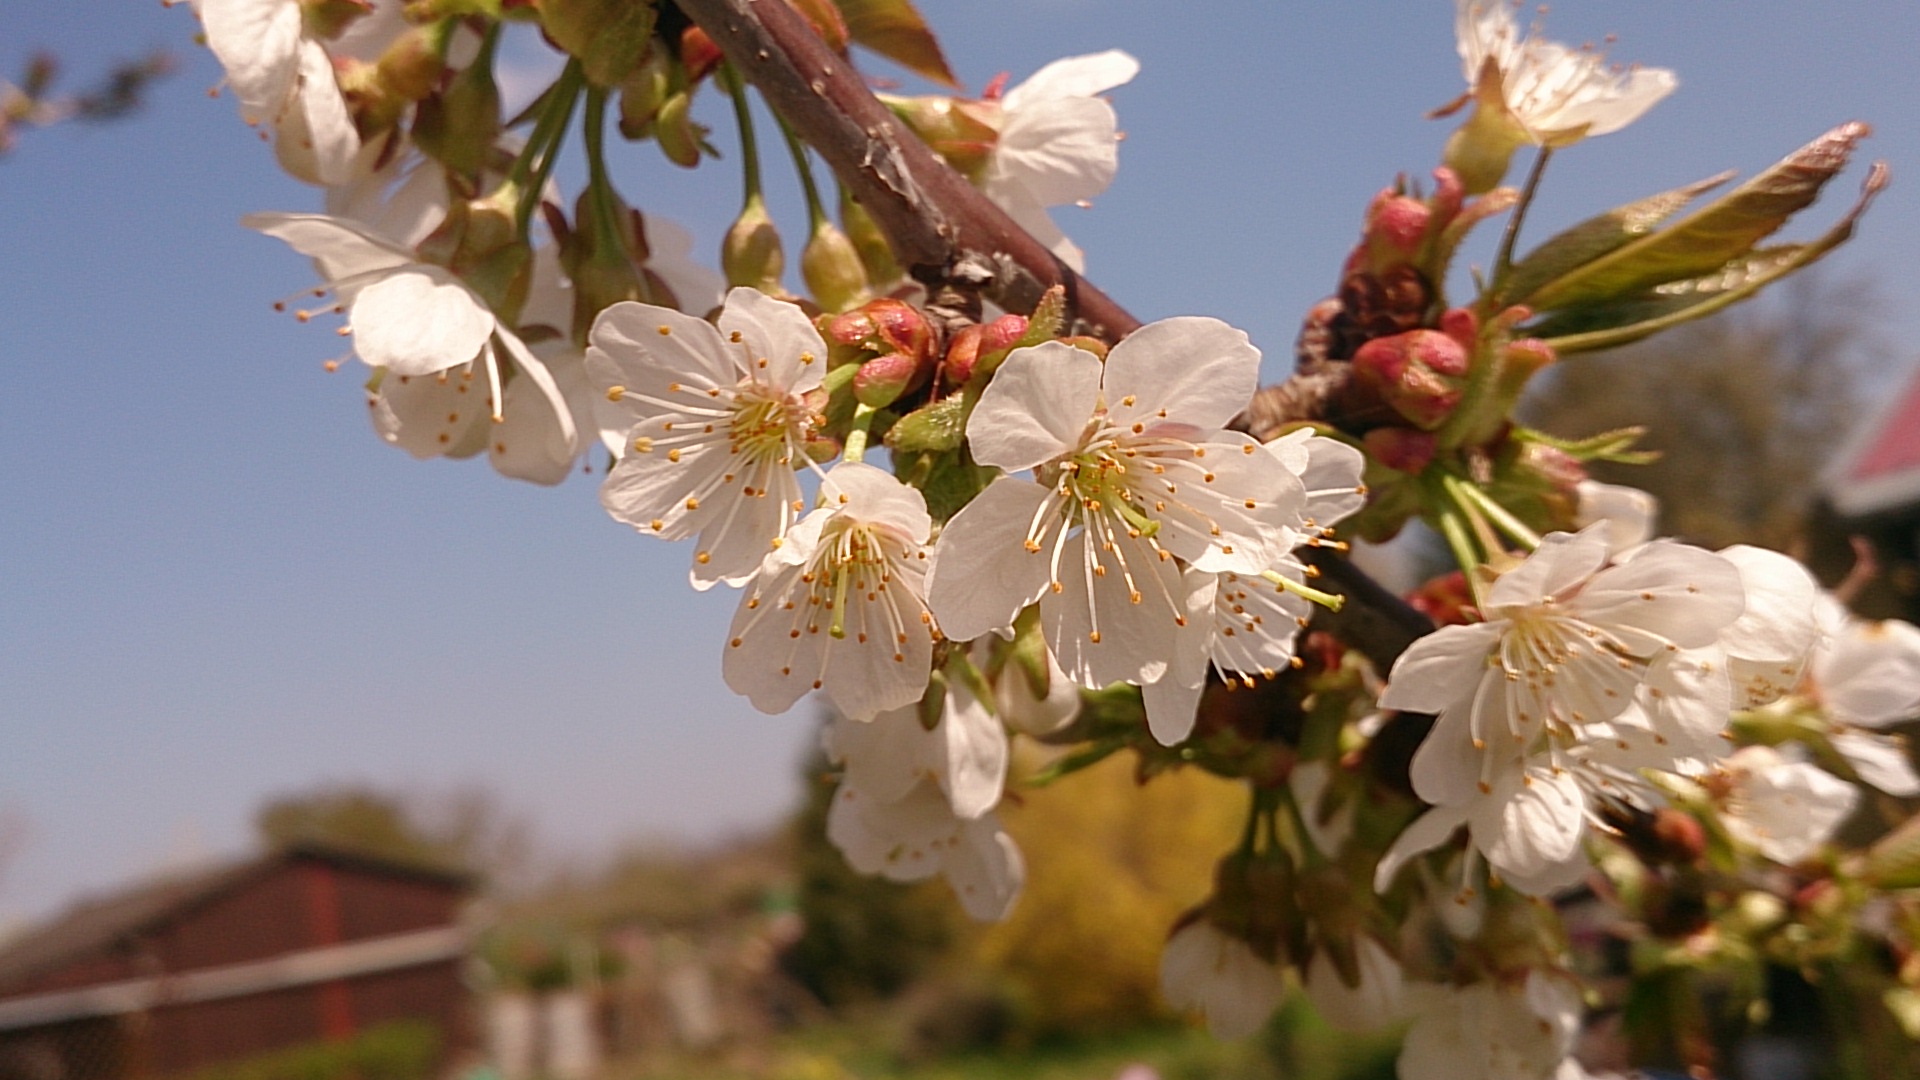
[[1524, 273, 1889, 550], [254, 782, 534, 888]]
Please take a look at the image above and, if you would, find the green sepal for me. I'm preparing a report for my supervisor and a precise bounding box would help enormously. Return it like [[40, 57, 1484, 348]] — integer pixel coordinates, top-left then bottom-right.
[[831, 0, 958, 88], [884, 392, 969, 454]]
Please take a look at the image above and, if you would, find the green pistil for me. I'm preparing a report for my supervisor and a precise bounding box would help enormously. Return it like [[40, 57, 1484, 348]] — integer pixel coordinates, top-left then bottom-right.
[[830, 566, 851, 639], [1261, 570, 1344, 612]]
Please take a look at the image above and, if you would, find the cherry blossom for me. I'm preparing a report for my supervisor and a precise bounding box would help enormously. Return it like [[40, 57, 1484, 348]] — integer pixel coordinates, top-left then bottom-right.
[[1397, 973, 1582, 1080], [199, 0, 407, 184], [1717, 745, 1858, 864], [1144, 431, 1368, 740], [826, 678, 1008, 820], [926, 319, 1307, 742], [981, 50, 1139, 273], [1158, 920, 1289, 1040], [1304, 935, 1407, 1033], [1454, 0, 1676, 148], [587, 288, 828, 589], [824, 763, 1023, 922], [248, 210, 576, 457], [723, 463, 937, 720]]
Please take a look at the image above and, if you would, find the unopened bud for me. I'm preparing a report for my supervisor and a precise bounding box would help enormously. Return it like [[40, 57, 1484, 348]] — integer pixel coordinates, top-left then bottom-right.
[[653, 89, 705, 168], [1407, 570, 1476, 627], [413, 52, 501, 182], [840, 192, 901, 287], [882, 94, 1000, 179], [853, 351, 920, 408], [723, 194, 784, 292], [943, 325, 983, 386], [801, 220, 871, 314], [301, 0, 371, 41], [616, 47, 673, 137], [1351, 329, 1467, 430], [540, 0, 658, 87], [1362, 190, 1430, 271], [679, 26, 722, 83], [372, 28, 443, 105], [828, 298, 932, 360], [1438, 307, 1478, 350], [1362, 427, 1436, 474]]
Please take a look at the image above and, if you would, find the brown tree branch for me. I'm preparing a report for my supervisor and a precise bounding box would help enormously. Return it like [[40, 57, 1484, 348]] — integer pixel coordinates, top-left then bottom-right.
[[675, 0, 1141, 342], [677, 0, 1437, 722]]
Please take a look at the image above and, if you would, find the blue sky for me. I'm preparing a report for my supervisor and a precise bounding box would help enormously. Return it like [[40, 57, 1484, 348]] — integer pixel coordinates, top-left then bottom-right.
[[2, 0, 1915, 922]]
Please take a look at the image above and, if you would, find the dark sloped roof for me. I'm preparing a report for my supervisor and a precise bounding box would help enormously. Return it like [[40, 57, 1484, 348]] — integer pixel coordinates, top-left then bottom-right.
[[0, 843, 471, 995], [1826, 359, 1920, 518]]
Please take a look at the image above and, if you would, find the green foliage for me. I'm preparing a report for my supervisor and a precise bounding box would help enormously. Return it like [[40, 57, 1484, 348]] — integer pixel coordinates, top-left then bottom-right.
[[254, 783, 529, 886], [971, 752, 1246, 1037], [177, 1021, 440, 1080]]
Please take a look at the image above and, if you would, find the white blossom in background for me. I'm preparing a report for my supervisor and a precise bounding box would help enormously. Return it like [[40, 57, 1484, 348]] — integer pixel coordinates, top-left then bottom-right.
[[1717, 744, 1858, 865], [1716, 545, 1822, 709], [587, 288, 828, 589], [1397, 973, 1582, 1080], [1573, 479, 1656, 555], [199, 0, 407, 184], [1805, 597, 1920, 795], [980, 50, 1139, 273], [1158, 920, 1288, 1040], [1304, 935, 1407, 1033], [818, 659, 1018, 921], [928, 319, 1309, 744], [992, 645, 1082, 737], [1454, 0, 1676, 147], [723, 462, 937, 721], [827, 678, 1008, 820]]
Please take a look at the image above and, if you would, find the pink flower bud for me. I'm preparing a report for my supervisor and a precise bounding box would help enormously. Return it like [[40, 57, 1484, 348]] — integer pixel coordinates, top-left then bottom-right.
[[1408, 570, 1477, 627], [678, 26, 722, 82], [1428, 167, 1465, 229], [943, 325, 984, 385], [1362, 427, 1437, 474], [1363, 192, 1430, 270], [853, 351, 921, 408], [828, 298, 933, 361], [1351, 330, 1467, 429], [1438, 307, 1478, 350]]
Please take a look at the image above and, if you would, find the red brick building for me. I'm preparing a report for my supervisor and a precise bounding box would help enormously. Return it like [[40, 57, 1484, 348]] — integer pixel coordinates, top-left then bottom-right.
[[0, 845, 474, 1080]]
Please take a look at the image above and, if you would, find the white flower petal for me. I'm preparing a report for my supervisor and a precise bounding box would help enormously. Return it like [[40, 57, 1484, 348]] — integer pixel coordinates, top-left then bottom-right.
[[926, 477, 1057, 642], [715, 287, 827, 394], [349, 267, 495, 376], [966, 341, 1104, 471], [990, 94, 1119, 207], [1102, 317, 1262, 436], [1830, 730, 1919, 796], [200, 0, 301, 122], [1379, 622, 1504, 712], [1159, 921, 1287, 1040], [1000, 49, 1140, 112]]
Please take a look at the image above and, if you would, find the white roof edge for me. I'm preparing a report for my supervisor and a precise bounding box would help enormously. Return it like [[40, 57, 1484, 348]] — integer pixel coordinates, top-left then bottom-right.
[[0, 925, 468, 1032]]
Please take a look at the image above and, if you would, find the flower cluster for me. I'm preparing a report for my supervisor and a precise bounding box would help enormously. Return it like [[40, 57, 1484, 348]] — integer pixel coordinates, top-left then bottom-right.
[[183, 0, 1911, 1074]]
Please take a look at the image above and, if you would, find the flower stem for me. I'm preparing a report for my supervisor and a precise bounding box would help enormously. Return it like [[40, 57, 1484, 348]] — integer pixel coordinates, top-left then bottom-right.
[[1436, 502, 1485, 581], [778, 114, 828, 230], [1491, 146, 1552, 293], [1447, 475, 1542, 550], [719, 63, 765, 208], [508, 59, 585, 233], [843, 402, 878, 464]]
